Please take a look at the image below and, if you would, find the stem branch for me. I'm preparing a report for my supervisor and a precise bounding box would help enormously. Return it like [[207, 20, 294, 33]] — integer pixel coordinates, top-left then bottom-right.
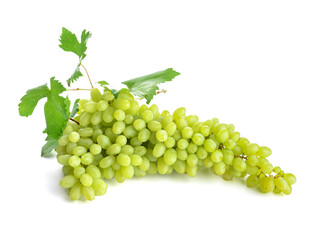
[[80, 64, 93, 88], [69, 118, 80, 125]]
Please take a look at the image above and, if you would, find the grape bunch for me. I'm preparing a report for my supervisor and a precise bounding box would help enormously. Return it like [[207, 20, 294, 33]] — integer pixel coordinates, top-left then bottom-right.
[[56, 88, 296, 201]]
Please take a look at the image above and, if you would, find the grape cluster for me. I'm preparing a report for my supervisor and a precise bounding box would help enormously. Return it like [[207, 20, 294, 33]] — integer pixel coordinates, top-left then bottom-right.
[[56, 88, 296, 201]]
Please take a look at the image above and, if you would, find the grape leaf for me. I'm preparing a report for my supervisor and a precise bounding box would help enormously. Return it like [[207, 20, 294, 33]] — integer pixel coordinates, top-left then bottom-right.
[[41, 136, 58, 156], [59, 27, 91, 60], [122, 68, 180, 104], [18, 84, 49, 117], [97, 80, 110, 86], [70, 98, 80, 118], [59, 27, 91, 86], [67, 63, 83, 86]]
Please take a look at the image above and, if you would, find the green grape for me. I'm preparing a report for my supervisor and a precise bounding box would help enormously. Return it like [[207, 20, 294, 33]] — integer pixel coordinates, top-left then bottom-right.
[[103, 167, 115, 179], [80, 173, 93, 187], [229, 131, 240, 142], [130, 154, 143, 166], [142, 110, 153, 123], [274, 177, 291, 194], [57, 154, 70, 166], [177, 148, 188, 161], [203, 139, 217, 152], [121, 145, 134, 155], [60, 175, 77, 188], [70, 183, 82, 200], [69, 155, 81, 167], [138, 128, 151, 142], [113, 98, 131, 111], [99, 156, 115, 168], [246, 155, 258, 166], [69, 132, 80, 143], [214, 162, 226, 175], [211, 150, 223, 163], [176, 117, 188, 131], [157, 158, 169, 175], [199, 125, 210, 137], [123, 125, 138, 138], [134, 146, 147, 156], [148, 120, 162, 132], [116, 153, 131, 166], [203, 157, 214, 168], [173, 160, 186, 174], [165, 122, 177, 136], [257, 146, 272, 158], [112, 121, 126, 134], [90, 144, 102, 155], [153, 143, 166, 158], [90, 111, 102, 126], [63, 125, 74, 135], [126, 100, 139, 115], [91, 88, 103, 102], [86, 165, 101, 179], [114, 109, 126, 121], [156, 130, 168, 142], [129, 137, 142, 147], [173, 107, 186, 121], [66, 142, 77, 155], [244, 143, 259, 156], [284, 173, 296, 185], [192, 133, 205, 146], [133, 119, 146, 131], [187, 143, 198, 154], [115, 170, 126, 183], [273, 166, 281, 174], [77, 138, 93, 149], [134, 166, 147, 177], [92, 178, 108, 196], [102, 107, 114, 123], [102, 91, 114, 101], [97, 135, 111, 149], [164, 148, 177, 165], [82, 186, 95, 201], [216, 129, 229, 143], [164, 137, 176, 148], [62, 166, 74, 176], [259, 176, 275, 193], [196, 147, 208, 160], [186, 165, 197, 177], [138, 157, 150, 171], [121, 165, 135, 179], [232, 157, 247, 172], [124, 114, 134, 124], [177, 139, 189, 150], [162, 114, 173, 128], [58, 135, 69, 146], [258, 157, 269, 167], [232, 145, 242, 156], [78, 127, 93, 137], [246, 175, 260, 188], [230, 167, 242, 178], [237, 137, 250, 149], [220, 149, 233, 165], [172, 130, 181, 141], [182, 127, 194, 139], [112, 162, 121, 171], [106, 143, 121, 155], [79, 112, 91, 127], [224, 139, 236, 149], [74, 165, 86, 178], [116, 135, 127, 146], [246, 165, 259, 175], [147, 162, 158, 175], [97, 100, 109, 111], [261, 162, 273, 175], [83, 101, 98, 113]]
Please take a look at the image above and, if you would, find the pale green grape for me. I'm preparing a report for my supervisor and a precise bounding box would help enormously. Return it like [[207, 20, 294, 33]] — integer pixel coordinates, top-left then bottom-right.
[[77, 137, 93, 149], [66, 142, 77, 155], [113, 98, 131, 111], [246, 155, 258, 166], [192, 133, 205, 146], [123, 126, 138, 138], [112, 121, 126, 134], [134, 166, 147, 177], [257, 146, 272, 158], [199, 125, 210, 137], [182, 127, 193, 139], [121, 145, 134, 155], [187, 154, 198, 167], [121, 165, 135, 179], [97, 100, 109, 111], [138, 157, 150, 171], [106, 143, 121, 155], [97, 135, 111, 149], [165, 122, 177, 136], [60, 175, 77, 188], [284, 173, 296, 185], [153, 143, 166, 158], [148, 120, 162, 131], [173, 160, 186, 174], [177, 139, 189, 150], [86, 165, 101, 179], [246, 165, 259, 175], [124, 114, 134, 124], [214, 162, 226, 175], [157, 158, 169, 175], [130, 154, 143, 166], [229, 131, 240, 142], [142, 110, 153, 123], [147, 162, 158, 175], [91, 88, 103, 102], [273, 166, 281, 174], [176, 117, 188, 131], [186, 165, 197, 177], [261, 162, 273, 174], [116, 135, 127, 146], [134, 146, 147, 156], [216, 129, 229, 143], [164, 137, 176, 148], [274, 177, 291, 194], [156, 130, 168, 142], [138, 128, 151, 142], [83, 101, 98, 113], [80, 173, 93, 187], [116, 153, 131, 166], [92, 178, 108, 196], [57, 154, 70, 166], [58, 135, 69, 146], [187, 143, 198, 154], [259, 177, 275, 193], [70, 183, 82, 200], [203, 139, 217, 152], [99, 156, 115, 168], [232, 145, 242, 156], [102, 91, 114, 101], [224, 139, 236, 149], [114, 109, 126, 121], [133, 119, 146, 131], [246, 175, 260, 188], [74, 165, 86, 178], [244, 143, 259, 156], [90, 144, 102, 155], [69, 155, 81, 167], [232, 157, 246, 172], [163, 148, 177, 165], [102, 107, 114, 123], [103, 167, 115, 179], [211, 150, 223, 163], [173, 107, 186, 121], [203, 157, 214, 168], [79, 112, 91, 126], [82, 186, 95, 201], [196, 147, 208, 160], [177, 148, 188, 161], [115, 170, 126, 183], [78, 127, 93, 137]]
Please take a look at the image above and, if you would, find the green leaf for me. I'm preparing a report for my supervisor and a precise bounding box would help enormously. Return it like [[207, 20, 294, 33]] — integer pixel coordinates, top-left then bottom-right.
[[18, 84, 49, 117], [97, 80, 110, 86], [67, 63, 83, 86], [44, 78, 70, 140], [41, 136, 58, 156], [70, 98, 80, 118], [111, 88, 126, 98], [122, 68, 180, 104], [59, 27, 91, 60]]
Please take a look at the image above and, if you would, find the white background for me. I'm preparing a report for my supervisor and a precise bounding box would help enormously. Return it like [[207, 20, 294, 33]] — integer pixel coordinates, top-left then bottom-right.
[[1, 0, 330, 239]]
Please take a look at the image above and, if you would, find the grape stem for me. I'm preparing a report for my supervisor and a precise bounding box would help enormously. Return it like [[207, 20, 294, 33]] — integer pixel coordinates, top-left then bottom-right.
[[80, 64, 94, 88], [66, 88, 91, 91], [69, 118, 80, 125]]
